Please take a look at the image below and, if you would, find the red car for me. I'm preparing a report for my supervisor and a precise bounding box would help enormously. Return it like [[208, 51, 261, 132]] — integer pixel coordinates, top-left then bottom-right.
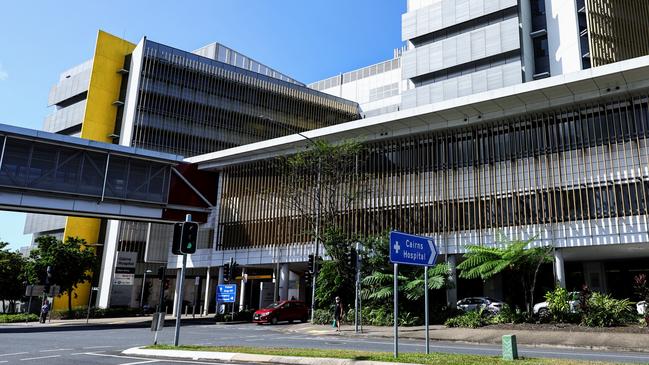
[[253, 300, 309, 325]]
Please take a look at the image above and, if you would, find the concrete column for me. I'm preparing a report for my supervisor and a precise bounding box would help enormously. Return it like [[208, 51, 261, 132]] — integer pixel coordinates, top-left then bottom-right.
[[97, 220, 120, 308], [446, 255, 458, 308], [218, 266, 224, 285], [279, 263, 290, 301], [554, 249, 566, 288], [172, 270, 182, 317], [203, 267, 212, 316], [239, 267, 247, 311]]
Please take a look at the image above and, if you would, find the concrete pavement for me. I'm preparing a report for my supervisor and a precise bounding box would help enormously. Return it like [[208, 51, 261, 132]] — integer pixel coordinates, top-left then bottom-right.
[[277, 323, 649, 353], [124, 347, 400, 365]]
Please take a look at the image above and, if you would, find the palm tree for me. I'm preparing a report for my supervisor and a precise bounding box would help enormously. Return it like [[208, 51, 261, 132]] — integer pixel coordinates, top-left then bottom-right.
[[457, 233, 552, 312], [362, 263, 451, 301]]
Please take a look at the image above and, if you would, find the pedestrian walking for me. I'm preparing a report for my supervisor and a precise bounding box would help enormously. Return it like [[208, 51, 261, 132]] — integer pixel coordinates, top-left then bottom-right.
[[39, 300, 50, 323], [333, 296, 344, 332]]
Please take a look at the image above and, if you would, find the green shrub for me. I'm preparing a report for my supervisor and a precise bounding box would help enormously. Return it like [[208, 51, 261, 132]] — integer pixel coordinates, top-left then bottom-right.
[[488, 306, 528, 325], [582, 292, 635, 327], [0, 313, 39, 323], [445, 310, 486, 328], [544, 287, 580, 323], [311, 309, 330, 325], [50, 306, 143, 320]]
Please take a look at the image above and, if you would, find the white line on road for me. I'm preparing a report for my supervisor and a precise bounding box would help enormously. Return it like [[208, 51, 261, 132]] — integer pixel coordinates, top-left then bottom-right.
[[0, 361, 7, 363], [84, 352, 247, 365], [39, 348, 73, 352], [83, 345, 115, 349], [118, 360, 158, 365], [19, 355, 61, 361], [0, 352, 28, 357]]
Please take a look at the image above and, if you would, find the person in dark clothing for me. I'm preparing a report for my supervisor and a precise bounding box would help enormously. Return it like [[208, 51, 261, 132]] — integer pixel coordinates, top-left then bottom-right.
[[333, 296, 344, 332], [39, 300, 50, 323]]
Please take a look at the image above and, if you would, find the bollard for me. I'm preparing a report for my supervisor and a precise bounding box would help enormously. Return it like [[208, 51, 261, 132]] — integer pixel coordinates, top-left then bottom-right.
[[502, 334, 518, 360]]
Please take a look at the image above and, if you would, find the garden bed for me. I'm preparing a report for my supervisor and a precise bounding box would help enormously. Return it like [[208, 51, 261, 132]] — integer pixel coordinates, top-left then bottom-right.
[[485, 322, 649, 334]]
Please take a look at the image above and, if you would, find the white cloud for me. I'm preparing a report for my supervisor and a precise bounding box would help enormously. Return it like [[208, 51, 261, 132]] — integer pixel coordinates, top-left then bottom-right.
[[0, 63, 7, 81]]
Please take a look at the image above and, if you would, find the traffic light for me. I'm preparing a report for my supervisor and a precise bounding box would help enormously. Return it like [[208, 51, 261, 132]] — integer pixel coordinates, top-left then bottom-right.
[[171, 222, 183, 255], [307, 254, 314, 273], [231, 261, 239, 279], [304, 271, 312, 285], [346, 248, 357, 267], [180, 222, 199, 254], [157, 266, 166, 280], [223, 263, 230, 282]]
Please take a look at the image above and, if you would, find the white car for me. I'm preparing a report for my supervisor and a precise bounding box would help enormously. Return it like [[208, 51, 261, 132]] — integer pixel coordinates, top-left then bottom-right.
[[457, 297, 505, 314], [533, 292, 580, 316], [637, 301, 647, 315]]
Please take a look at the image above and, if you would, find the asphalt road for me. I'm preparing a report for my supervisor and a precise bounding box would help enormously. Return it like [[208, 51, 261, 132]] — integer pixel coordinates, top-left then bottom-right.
[[1, 321, 649, 364]]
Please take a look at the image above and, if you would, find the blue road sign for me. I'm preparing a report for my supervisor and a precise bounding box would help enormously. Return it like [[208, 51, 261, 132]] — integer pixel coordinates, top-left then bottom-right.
[[389, 231, 438, 267], [216, 284, 237, 303]]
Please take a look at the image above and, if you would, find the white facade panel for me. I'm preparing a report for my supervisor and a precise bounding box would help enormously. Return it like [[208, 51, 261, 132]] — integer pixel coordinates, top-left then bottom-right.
[[402, 17, 520, 80], [403, 0, 517, 42], [546, 0, 583, 75]]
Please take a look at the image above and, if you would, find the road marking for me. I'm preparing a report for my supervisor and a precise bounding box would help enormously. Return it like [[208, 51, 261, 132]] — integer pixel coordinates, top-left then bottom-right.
[[82, 345, 114, 349], [84, 352, 243, 364], [19, 355, 61, 361], [39, 348, 72, 352], [118, 360, 158, 365], [0, 352, 28, 357]]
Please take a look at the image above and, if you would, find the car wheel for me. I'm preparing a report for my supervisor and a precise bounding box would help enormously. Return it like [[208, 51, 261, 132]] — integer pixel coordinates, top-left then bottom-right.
[[271, 317, 278, 325], [538, 308, 549, 318]]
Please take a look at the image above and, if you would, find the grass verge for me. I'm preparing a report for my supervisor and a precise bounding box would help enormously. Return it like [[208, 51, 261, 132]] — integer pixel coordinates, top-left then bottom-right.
[[147, 345, 622, 365], [0, 313, 39, 323]]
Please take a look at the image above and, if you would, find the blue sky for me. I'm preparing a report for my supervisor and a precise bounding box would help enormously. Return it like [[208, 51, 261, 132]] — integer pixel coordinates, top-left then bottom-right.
[[0, 1, 406, 250]]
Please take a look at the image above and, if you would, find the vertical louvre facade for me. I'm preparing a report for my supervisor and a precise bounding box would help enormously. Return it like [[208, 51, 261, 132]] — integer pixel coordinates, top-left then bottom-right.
[[218, 92, 649, 252], [585, 0, 649, 67], [130, 40, 360, 158]]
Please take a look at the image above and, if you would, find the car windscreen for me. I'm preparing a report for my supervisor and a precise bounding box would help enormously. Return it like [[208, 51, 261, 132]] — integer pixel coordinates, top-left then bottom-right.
[[265, 302, 282, 309]]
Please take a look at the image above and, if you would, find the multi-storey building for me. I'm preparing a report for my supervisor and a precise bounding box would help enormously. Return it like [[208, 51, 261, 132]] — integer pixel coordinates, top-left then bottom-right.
[[27, 31, 359, 311], [28, 0, 649, 312]]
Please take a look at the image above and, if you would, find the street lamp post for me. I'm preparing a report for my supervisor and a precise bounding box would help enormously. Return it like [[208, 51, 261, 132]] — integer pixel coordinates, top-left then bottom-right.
[[140, 269, 152, 309]]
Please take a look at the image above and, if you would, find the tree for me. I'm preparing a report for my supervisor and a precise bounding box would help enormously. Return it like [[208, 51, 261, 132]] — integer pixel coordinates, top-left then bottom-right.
[[0, 242, 27, 313], [25, 236, 98, 316], [457, 233, 553, 313], [273, 139, 370, 307], [358, 232, 451, 304]]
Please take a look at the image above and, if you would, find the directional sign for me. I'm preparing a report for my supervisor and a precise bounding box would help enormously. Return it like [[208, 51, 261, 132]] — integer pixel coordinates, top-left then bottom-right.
[[389, 231, 438, 267], [216, 284, 237, 303]]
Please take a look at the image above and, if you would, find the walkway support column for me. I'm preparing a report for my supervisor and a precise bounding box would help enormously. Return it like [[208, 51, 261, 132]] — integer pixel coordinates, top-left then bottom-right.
[[239, 267, 247, 311], [554, 249, 566, 288], [203, 267, 212, 316], [446, 255, 457, 308], [280, 264, 290, 301]]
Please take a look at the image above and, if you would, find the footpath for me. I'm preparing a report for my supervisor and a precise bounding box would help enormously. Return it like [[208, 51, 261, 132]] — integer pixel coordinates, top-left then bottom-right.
[[0, 314, 214, 329], [279, 323, 649, 353]]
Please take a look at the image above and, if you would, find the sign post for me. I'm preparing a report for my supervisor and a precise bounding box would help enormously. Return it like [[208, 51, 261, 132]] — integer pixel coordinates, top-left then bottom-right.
[[389, 231, 438, 358], [216, 284, 237, 303]]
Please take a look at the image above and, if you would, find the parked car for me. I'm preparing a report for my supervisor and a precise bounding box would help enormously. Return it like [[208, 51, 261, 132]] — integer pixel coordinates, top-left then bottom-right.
[[457, 297, 505, 314], [637, 301, 647, 315], [533, 291, 580, 316], [253, 300, 309, 325]]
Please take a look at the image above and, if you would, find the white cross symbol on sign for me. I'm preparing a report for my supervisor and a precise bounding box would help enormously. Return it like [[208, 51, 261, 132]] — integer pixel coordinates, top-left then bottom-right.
[[393, 241, 401, 254]]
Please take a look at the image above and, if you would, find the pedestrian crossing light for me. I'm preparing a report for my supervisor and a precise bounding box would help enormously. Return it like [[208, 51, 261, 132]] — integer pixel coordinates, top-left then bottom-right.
[[180, 222, 199, 254]]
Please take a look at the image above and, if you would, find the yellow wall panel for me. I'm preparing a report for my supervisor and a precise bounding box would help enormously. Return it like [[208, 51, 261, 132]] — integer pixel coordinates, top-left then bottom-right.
[[54, 30, 135, 311]]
